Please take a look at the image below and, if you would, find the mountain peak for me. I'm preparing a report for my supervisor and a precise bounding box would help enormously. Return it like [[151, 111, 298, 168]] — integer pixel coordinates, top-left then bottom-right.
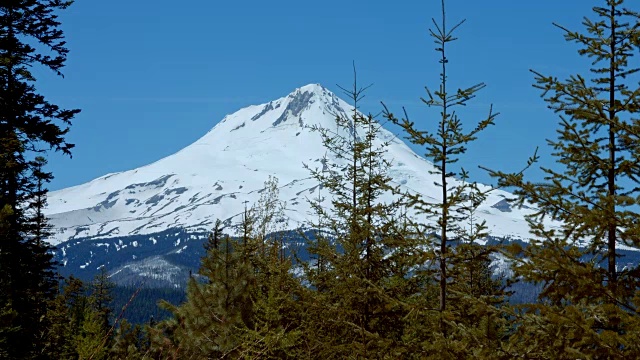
[[45, 83, 547, 248], [215, 83, 349, 131], [294, 83, 327, 94]]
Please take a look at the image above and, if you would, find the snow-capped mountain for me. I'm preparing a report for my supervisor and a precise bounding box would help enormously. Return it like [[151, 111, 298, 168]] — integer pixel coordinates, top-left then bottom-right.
[[46, 83, 586, 286], [46, 83, 537, 247]]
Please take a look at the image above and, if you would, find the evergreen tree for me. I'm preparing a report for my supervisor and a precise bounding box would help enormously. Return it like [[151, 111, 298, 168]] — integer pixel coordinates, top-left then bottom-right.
[[0, 1, 79, 358], [64, 277, 90, 343], [238, 230, 306, 359], [205, 219, 225, 252], [43, 276, 88, 360], [44, 293, 72, 359], [150, 177, 299, 358], [109, 319, 145, 360], [0, 301, 18, 360], [25, 156, 53, 246], [75, 267, 114, 359], [486, 0, 640, 357], [382, 0, 505, 355], [76, 308, 109, 360], [181, 235, 255, 357], [90, 267, 115, 338], [301, 71, 415, 357]]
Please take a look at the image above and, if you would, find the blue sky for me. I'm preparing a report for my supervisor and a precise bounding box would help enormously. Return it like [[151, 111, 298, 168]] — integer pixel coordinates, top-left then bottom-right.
[[42, 0, 604, 190]]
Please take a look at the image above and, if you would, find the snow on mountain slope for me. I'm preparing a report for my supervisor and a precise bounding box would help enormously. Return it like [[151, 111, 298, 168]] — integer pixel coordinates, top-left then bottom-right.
[[45, 83, 548, 246]]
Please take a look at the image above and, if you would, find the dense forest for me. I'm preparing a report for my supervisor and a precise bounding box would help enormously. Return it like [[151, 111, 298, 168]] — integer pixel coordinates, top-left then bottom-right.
[[2, 0, 640, 359]]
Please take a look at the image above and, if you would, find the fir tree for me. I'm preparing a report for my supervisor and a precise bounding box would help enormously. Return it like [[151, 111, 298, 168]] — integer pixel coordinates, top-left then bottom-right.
[[486, 0, 640, 357], [24, 156, 53, 246], [148, 177, 307, 358], [109, 319, 145, 360], [0, 301, 18, 360], [90, 267, 115, 338], [73, 271, 115, 360], [43, 276, 88, 360], [150, 178, 289, 358], [301, 70, 415, 357], [205, 219, 225, 252], [76, 309, 109, 360], [0, 1, 79, 358], [44, 293, 72, 359], [239, 230, 306, 359], [382, 0, 504, 355]]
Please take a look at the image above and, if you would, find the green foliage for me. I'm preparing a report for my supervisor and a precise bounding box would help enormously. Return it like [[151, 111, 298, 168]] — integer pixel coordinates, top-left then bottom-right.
[[381, 0, 506, 355], [73, 268, 117, 360], [44, 288, 77, 359], [485, 0, 640, 357], [0, 301, 18, 360], [238, 237, 306, 358], [0, 1, 79, 358], [90, 268, 115, 337], [109, 319, 146, 360], [162, 237, 255, 358], [110, 285, 184, 325], [297, 70, 428, 357], [149, 177, 304, 358], [76, 307, 110, 360], [40, 273, 118, 360]]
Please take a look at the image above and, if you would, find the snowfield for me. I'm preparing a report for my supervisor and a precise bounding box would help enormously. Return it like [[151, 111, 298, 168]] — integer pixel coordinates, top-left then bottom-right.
[[46, 84, 557, 246]]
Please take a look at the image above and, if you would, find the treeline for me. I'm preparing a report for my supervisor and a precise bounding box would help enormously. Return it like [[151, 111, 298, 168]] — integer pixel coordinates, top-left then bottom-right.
[[2, 0, 640, 359], [111, 286, 185, 325]]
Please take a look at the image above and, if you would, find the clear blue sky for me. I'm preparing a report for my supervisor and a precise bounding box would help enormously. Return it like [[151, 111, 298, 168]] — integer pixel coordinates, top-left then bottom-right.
[[42, 0, 605, 191]]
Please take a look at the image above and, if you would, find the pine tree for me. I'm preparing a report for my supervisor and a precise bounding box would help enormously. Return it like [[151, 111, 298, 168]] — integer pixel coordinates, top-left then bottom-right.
[[90, 267, 115, 338], [148, 177, 306, 357], [0, 301, 18, 360], [149, 183, 263, 357], [485, 0, 640, 357], [239, 230, 306, 359], [72, 271, 114, 360], [109, 319, 145, 360], [205, 219, 225, 252], [26, 157, 54, 246], [300, 71, 416, 357], [43, 276, 88, 360], [382, 0, 504, 355], [44, 292, 72, 359], [0, 1, 80, 358], [234, 176, 308, 357], [76, 308, 109, 360]]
